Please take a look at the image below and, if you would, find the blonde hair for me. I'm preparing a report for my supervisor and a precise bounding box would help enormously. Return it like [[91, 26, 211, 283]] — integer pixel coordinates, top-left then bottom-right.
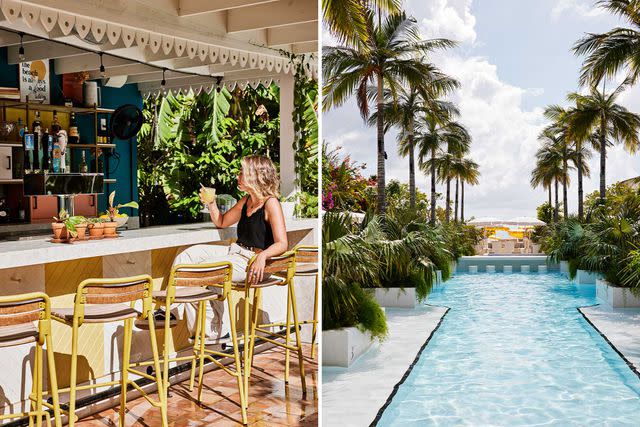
[[241, 155, 280, 199]]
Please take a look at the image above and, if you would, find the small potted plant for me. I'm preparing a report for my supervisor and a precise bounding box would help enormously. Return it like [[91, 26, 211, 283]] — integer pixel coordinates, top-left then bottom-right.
[[75, 218, 88, 240], [100, 191, 138, 236], [51, 209, 86, 242], [86, 217, 105, 239]]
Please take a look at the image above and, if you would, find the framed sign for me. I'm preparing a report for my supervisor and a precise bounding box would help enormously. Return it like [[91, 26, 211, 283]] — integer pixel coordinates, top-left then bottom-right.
[[19, 60, 50, 103]]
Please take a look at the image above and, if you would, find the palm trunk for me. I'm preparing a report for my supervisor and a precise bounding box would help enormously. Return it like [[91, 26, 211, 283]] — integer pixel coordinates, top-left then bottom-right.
[[445, 177, 451, 223], [454, 177, 459, 223], [554, 178, 559, 222], [599, 115, 606, 202], [408, 124, 415, 209], [563, 158, 568, 218], [461, 180, 465, 222], [548, 186, 552, 209], [430, 148, 436, 224], [376, 73, 386, 215], [577, 148, 584, 221]]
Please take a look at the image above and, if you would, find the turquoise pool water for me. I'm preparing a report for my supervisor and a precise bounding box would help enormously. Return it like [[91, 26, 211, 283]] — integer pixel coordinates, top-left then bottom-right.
[[377, 273, 640, 426]]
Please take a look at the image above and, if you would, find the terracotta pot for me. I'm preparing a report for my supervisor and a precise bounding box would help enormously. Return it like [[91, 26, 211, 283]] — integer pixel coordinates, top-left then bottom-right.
[[51, 222, 65, 239], [75, 224, 88, 240], [88, 222, 104, 238], [103, 221, 118, 236]]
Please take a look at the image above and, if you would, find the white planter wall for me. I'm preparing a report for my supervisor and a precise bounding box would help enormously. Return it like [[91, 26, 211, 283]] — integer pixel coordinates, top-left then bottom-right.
[[322, 326, 375, 367], [560, 260, 569, 278], [596, 279, 640, 308], [371, 288, 416, 308], [575, 269, 600, 284]]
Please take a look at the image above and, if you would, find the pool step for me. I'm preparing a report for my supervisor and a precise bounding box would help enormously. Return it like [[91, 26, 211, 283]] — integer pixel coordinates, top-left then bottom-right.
[[486, 265, 496, 273], [521, 265, 530, 273], [503, 265, 513, 273], [468, 265, 478, 273], [538, 265, 547, 273]]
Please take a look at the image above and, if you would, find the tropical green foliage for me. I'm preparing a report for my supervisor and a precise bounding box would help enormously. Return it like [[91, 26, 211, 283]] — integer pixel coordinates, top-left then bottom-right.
[[322, 145, 371, 212], [137, 82, 317, 223], [322, 212, 388, 338], [540, 183, 640, 284]]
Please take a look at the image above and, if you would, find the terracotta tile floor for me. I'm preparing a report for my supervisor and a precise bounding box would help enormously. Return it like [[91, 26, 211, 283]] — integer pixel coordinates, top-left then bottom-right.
[[76, 344, 318, 426]]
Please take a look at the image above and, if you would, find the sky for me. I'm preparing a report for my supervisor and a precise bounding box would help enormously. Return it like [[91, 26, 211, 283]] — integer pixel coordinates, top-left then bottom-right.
[[322, 0, 640, 219]]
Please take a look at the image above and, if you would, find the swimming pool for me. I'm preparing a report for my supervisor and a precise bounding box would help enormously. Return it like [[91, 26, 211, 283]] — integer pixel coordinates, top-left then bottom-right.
[[376, 273, 640, 426]]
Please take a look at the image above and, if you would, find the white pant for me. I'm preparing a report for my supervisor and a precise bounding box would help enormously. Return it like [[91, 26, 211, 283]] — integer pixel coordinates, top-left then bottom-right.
[[170, 243, 255, 342]]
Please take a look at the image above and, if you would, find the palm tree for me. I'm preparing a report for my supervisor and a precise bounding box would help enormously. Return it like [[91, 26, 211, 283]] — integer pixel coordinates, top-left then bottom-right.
[[423, 126, 471, 223], [373, 88, 458, 209], [539, 127, 576, 218], [322, 0, 401, 46], [573, 0, 640, 86], [532, 138, 565, 221], [455, 157, 480, 223], [544, 105, 593, 220], [416, 112, 466, 224], [323, 12, 457, 214], [564, 81, 640, 201]]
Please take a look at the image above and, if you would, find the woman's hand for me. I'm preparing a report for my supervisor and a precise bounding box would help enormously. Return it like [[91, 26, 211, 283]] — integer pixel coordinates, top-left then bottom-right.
[[247, 252, 267, 285]]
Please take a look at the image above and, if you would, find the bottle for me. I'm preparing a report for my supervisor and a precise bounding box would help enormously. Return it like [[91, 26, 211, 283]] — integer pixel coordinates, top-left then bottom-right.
[[41, 128, 50, 172], [17, 118, 24, 140], [52, 134, 61, 173], [79, 151, 88, 173], [23, 125, 33, 174], [68, 112, 79, 144], [32, 111, 41, 172], [51, 111, 61, 134], [18, 199, 25, 222]]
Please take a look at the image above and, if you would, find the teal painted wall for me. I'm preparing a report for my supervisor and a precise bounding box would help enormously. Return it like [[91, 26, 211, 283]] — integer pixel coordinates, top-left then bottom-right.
[[0, 47, 140, 217]]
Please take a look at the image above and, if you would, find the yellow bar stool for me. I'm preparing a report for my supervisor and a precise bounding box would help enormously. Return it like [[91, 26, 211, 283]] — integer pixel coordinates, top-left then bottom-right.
[[133, 261, 248, 425], [0, 292, 62, 427], [292, 245, 319, 361], [238, 251, 306, 409], [51, 275, 167, 427]]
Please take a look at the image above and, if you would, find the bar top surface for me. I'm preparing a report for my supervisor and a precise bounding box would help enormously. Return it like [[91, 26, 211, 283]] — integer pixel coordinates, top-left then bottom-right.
[[0, 219, 317, 269]]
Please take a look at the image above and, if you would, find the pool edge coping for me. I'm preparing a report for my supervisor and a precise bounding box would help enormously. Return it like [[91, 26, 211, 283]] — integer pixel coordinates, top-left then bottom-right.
[[369, 304, 451, 426], [577, 304, 640, 380]]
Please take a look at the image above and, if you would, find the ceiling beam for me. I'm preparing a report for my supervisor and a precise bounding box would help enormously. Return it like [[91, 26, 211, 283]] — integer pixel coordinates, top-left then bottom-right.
[[54, 54, 135, 75], [291, 41, 317, 54], [227, 0, 317, 33], [267, 22, 317, 46], [6, 41, 86, 64], [178, 0, 279, 16]]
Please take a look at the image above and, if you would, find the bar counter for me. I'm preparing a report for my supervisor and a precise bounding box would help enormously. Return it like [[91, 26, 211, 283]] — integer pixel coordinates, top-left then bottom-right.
[[0, 219, 318, 416]]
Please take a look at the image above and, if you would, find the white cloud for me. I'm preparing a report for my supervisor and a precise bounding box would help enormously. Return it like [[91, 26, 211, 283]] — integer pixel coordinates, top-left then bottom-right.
[[408, 0, 477, 44], [551, 0, 604, 20]]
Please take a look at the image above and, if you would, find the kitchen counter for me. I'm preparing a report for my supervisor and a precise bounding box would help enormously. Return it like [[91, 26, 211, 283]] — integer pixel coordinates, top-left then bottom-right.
[[0, 218, 317, 269]]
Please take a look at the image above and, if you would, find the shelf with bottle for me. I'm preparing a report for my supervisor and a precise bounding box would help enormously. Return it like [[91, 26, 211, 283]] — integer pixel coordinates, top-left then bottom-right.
[[0, 99, 114, 115]]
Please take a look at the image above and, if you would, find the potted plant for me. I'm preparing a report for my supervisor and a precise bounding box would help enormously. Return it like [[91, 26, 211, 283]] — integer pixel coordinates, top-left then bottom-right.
[[75, 218, 88, 240], [51, 209, 86, 242], [100, 191, 139, 231], [86, 217, 105, 239]]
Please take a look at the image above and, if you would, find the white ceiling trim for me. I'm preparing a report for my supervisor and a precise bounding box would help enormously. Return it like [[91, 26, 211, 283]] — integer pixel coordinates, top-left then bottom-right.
[[0, 0, 318, 84]]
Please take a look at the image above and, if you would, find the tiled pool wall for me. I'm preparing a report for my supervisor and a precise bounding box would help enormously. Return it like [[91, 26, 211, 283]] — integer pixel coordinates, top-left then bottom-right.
[[456, 256, 558, 273]]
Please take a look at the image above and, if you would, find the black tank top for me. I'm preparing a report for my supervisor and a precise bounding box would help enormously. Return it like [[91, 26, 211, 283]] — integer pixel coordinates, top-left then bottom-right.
[[236, 197, 275, 250]]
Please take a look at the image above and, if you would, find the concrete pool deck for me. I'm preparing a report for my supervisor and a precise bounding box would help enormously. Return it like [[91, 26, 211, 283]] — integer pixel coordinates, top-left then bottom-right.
[[579, 305, 640, 375], [322, 304, 449, 427]]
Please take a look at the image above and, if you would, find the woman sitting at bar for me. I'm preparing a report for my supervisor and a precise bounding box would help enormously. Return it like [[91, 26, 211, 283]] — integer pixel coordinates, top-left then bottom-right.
[[171, 155, 288, 342]]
